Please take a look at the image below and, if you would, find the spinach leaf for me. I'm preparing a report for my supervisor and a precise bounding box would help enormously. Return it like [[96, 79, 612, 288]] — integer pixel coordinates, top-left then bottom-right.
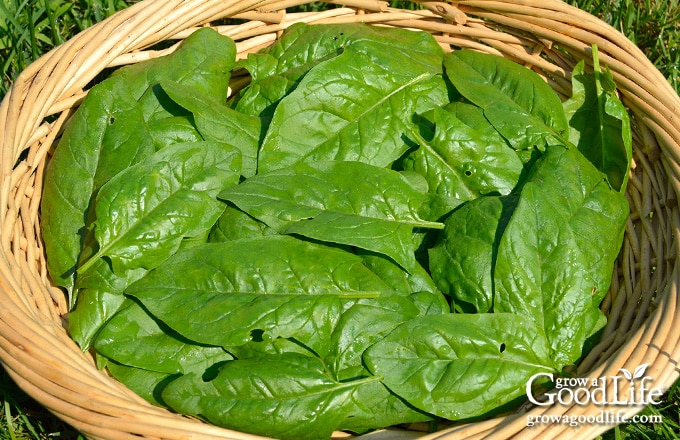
[[114, 28, 237, 120], [208, 204, 275, 243], [563, 46, 633, 192], [147, 116, 203, 150], [257, 43, 448, 172], [78, 141, 241, 275], [160, 80, 261, 177], [403, 105, 523, 201], [363, 313, 557, 420], [105, 360, 175, 407], [494, 145, 628, 366], [41, 28, 237, 295], [162, 353, 376, 440], [125, 236, 391, 354], [68, 259, 147, 349], [443, 50, 569, 150], [339, 379, 433, 434], [428, 194, 517, 313], [95, 300, 233, 374], [220, 161, 443, 271], [234, 22, 446, 121], [326, 295, 421, 379], [41, 77, 156, 292]]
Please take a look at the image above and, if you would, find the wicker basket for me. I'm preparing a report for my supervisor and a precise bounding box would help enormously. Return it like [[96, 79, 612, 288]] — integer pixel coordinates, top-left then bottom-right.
[[1, 0, 679, 439]]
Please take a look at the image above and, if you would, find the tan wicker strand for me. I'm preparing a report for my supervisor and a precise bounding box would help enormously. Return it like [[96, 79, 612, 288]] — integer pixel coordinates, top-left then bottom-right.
[[1, 1, 680, 439]]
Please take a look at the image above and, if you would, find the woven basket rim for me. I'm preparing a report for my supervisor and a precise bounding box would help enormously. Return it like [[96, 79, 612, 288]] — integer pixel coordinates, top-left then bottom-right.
[[1, 1, 680, 439]]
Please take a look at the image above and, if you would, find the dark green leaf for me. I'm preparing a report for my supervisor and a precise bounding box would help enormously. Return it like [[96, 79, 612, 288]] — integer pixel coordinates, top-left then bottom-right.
[[220, 161, 443, 271], [162, 353, 375, 440], [160, 80, 261, 177], [125, 236, 391, 354], [444, 50, 569, 150], [257, 44, 447, 172], [363, 313, 557, 420], [494, 145, 628, 366], [404, 105, 523, 202], [78, 141, 241, 275], [114, 28, 237, 120], [41, 76, 155, 293], [428, 195, 517, 313], [563, 47, 633, 192], [95, 300, 233, 374]]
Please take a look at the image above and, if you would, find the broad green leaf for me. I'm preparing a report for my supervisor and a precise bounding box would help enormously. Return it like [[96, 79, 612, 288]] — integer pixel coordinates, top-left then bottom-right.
[[160, 80, 261, 177], [95, 301, 233, 374], [105, 359, 175, 407], [326, 295, 421, 379], [162, 353, 376, 440], [125, 236, 391, 354], [234, 22, 446, 120], [257, 44, 448, 172], [147, 116, 203, 150], [359, 251, 441, 298], [41, 28, 237, 295], [494, 145, 629, 366], [428, 195, 517, 313], [444, 50, 569, 150], [563, 47, 632, 192], [220, 161, 443, 271], [208, 204, 276, 243], [41, 76, 155, 292], [340, 379, 433, 434], [79, 141, 241, 275], [68, 258, 147, 349], [114, 27, 237, 120], [363, 313, 557, 420], [403, 105, 523, 201]]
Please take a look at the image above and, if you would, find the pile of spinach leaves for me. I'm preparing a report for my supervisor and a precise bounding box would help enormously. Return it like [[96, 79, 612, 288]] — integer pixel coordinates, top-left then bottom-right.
[[41, 23, 632, 440]]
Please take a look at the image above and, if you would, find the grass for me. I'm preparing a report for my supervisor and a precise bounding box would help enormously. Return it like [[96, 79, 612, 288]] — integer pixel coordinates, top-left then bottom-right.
[[1, 0, 680, 439]]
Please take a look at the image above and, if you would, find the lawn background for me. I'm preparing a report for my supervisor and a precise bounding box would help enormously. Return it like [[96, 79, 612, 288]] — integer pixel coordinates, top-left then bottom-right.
[[1, 0, 679, 439]]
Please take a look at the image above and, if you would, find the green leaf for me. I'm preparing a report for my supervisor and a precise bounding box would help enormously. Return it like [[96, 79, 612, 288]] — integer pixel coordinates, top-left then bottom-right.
[[234, 22, 446, 121], [403, 105, 524, 201], [105, 360, 175, 407], [68, 258, 147, 350], [363, 313, 556, 420], [444, 50, 569, 150], [340, 379, 433, 434], [95, 300, 233, 374], [428, 194, 517, 313], [208, 204, 276, 243], [40, 27, 237, 295], [220, 161, 443, 271], [494, 145, 629, 366], [563, 46, 633, 192], [160, 80, 261, 177], [114, 27, 237, 120], [41, 76, 156, 292], [257, 44, 447, 172], [79, 141, 241, 275], [147, 116, 203, 150], [125, 236, 391, 354], [162, 353, 375, 440], [326, 295, 421, 379]]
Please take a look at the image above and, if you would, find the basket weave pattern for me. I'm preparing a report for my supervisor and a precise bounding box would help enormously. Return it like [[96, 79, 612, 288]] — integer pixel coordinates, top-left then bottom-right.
[[1, 0, 679, 439]]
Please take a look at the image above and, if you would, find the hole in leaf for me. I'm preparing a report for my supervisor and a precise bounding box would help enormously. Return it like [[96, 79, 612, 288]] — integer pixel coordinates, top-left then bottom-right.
[[464, 170, 472, 177], [250, 329, 265, 342], [499, 343, 506, 353], [109, 116, 115, 125]]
